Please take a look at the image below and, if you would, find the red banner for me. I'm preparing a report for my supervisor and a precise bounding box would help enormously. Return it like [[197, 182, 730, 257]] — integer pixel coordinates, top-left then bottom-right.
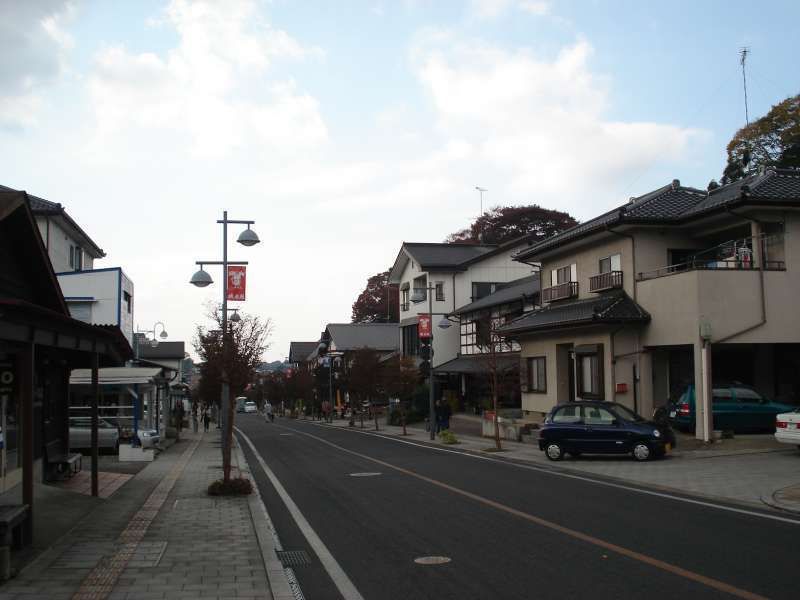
[[227, 266, 246, 301], [418, 314, 432, 339]]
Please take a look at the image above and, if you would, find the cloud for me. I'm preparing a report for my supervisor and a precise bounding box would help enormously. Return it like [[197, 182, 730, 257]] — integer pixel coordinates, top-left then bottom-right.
[[469, 0, 550, 20], [86, 0, 326, 159], [411, 33, 703, 213], [0, 0, 75, 129]]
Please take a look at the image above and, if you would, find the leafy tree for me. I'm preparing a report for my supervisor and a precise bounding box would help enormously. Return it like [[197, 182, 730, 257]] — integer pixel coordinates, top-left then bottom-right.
[[193, 303, 272, 482], [446, 205, 578, 245], [351, 269, 398, 323], [722, 93, 800, 184], [381, 355, 419, 435], [342, 348, 384, 427]]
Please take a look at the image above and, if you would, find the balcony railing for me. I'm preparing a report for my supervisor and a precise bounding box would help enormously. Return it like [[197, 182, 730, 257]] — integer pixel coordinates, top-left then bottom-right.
[[589, 270, 623, 292], [541, 281, 578, 303]]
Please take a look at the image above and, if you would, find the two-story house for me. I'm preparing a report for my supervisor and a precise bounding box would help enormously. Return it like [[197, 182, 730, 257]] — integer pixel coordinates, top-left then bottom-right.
[[0, 185, 137, 346], [436, 274, 539, 413], [500, 167, 800, 440]]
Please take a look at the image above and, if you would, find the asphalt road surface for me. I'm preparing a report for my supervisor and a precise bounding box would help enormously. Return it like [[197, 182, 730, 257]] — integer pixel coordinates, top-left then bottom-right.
[[236, 415, 798, 600]]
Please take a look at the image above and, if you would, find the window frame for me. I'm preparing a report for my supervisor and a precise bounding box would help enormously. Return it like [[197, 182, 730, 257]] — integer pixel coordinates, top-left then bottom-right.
[[526, 356, 547, 393], [575, 345, 604, 400], [435, 281, 445, 302], [599, 253, 621, 274]]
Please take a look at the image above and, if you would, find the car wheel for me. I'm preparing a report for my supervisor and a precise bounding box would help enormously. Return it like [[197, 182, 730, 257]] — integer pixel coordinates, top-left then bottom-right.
[[632, 442, 651, 461], [545, 442, 564, 461]]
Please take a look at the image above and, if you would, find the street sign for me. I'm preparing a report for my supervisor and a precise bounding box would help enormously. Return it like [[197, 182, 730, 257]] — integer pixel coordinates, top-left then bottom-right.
[[227, 266, 246, 301], [418, 314, 432, 339]]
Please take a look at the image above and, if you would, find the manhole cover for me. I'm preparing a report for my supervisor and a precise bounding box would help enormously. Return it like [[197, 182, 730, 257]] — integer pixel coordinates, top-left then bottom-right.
[[348, 472, 381, 477], [276, 550, 312, 567], [414, 556, 452, 565]]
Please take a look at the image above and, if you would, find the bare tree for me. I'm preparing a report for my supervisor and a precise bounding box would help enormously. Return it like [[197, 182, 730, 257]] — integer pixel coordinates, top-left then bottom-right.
[[194, 303, 272, 483], [476, 311, 516, 451]]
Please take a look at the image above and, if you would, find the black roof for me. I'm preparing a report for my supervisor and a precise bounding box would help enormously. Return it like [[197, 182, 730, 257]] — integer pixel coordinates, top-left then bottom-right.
[[137, 341, 186, 359], [435, 353, 519, 374], [514, 168, 800, 261], [0, 184, 106, 258], [403, 242, 497, 269], [452, 274, 539, 315], [289, 341, 318, 363], [498, 290, 649, 336]]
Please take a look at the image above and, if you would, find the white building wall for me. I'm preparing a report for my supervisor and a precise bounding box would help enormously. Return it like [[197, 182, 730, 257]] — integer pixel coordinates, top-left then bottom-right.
[[35, 217, 96, 273]]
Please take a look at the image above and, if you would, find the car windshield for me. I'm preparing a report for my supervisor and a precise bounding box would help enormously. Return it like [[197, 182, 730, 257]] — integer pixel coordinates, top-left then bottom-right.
[[611, 404, 644, 422]]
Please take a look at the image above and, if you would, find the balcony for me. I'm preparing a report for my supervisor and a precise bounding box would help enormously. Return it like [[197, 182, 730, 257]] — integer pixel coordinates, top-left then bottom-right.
[[589, 270, 623, 292], [541, 281, 578, 303]]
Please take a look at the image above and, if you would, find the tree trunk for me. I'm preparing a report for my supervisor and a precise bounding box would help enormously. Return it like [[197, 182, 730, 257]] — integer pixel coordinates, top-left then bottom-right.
[[222, 377, 234, 482]]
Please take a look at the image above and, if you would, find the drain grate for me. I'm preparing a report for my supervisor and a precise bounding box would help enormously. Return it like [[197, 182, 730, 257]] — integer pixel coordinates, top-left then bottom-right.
[[276, 550, 312, 568]]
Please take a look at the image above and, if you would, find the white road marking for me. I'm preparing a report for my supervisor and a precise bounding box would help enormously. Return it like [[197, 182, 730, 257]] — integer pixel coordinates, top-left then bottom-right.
[[348, 472, 381, 477], [303, 421, 800, 527], [236, 427, 366, 600], [414, 556, 451, 565]]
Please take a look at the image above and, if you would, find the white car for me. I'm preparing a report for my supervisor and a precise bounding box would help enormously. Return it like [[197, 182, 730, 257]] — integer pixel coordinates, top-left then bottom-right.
[[775, 409, 800, 449], [244, 401, 258, 414]]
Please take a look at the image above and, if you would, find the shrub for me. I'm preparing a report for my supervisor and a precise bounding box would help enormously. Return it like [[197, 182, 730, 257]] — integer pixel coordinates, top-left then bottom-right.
[[438, 430, 459, 445], [208, 477, 253, 496]]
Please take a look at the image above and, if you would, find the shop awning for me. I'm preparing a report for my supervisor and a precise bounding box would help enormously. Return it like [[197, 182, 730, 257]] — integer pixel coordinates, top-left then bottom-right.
[[70, 367, 163, 385]]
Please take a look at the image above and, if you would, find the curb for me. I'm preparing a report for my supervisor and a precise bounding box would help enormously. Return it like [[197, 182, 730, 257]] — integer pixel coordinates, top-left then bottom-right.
[[234, 437, 297, 600], [760, 484, 800, 516]]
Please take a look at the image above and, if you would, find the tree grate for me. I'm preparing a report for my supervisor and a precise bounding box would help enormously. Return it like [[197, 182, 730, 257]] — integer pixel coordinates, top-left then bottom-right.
[[276, 550, 312, 568]]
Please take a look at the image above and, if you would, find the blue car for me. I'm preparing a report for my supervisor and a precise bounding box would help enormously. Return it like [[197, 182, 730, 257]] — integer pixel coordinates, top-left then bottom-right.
[[539, 401, 675, 462], [668, 384, 795, 433]]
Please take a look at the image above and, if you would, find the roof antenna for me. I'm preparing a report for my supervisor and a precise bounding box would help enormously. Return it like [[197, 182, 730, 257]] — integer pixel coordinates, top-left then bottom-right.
[[475, 186, 487, 242], [740, 47, 750, 126]]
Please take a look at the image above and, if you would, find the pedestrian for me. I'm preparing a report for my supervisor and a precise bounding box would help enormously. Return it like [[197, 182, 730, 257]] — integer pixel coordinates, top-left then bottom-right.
[[202, 408, 211, 432], [441, 399, 452, 431], [192, 407, 199, 433], [435, 399, 443, 433], [265, 400, 274, 423]]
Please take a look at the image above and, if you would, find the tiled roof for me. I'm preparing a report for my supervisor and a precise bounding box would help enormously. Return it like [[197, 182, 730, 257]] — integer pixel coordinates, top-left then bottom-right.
[[514, 168, 800, 262], [289, 341, 318, 363], [434, 353, 519, 374], [452, 274, 539, 315], [403, 243, 497, 269], [327, 323, 400, 352], [498, 291, 649, 335]]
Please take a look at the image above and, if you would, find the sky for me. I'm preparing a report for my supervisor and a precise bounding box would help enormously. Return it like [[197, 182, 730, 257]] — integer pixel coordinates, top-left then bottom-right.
[[1, 0, 798, 362]]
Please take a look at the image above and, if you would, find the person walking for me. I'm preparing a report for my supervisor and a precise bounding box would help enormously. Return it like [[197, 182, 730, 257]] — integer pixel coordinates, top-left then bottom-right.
[[435, 399, 444, 434], [202, 408, 211, 432], [441, 399, 452, 431], [192, 408, 199, 433], [265, 400, 274, 423]]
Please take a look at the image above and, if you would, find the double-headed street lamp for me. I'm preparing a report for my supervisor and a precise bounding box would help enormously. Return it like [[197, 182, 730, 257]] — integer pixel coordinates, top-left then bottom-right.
[[410, 283, 455, 440], [189, 211, 259, 460]]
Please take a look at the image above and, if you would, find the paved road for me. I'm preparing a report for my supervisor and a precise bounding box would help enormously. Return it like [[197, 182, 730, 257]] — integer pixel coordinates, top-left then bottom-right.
[[236, 415, 798, 600]]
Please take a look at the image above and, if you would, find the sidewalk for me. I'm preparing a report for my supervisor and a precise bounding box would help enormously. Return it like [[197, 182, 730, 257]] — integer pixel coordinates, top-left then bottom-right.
[[0, 431, 282, 600], [315, 416, 800, 514]]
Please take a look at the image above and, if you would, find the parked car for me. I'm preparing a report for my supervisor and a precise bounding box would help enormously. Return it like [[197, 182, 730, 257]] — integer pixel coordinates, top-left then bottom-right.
[[775, 409, 800, 449], [539, 401, 675, 462], [137, 428, 161, 449], [235, 397, 248, 413], [69, 417, 120, 451], [669, 383, 795, 432], [244, 401, 257, 414]]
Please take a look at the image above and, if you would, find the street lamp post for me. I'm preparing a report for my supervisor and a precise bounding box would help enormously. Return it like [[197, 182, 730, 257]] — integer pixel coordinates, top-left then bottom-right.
[[133, 322, 168, 437], [410, 284, 455, 441], [190, 211, 259, 475]]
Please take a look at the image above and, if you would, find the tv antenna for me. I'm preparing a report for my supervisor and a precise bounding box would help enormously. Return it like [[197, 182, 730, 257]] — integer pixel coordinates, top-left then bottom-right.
[[740, 47, 750, 125]]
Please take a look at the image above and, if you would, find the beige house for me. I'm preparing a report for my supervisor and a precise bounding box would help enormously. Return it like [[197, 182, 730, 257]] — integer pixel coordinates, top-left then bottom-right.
[[499, 167, 800, 440]]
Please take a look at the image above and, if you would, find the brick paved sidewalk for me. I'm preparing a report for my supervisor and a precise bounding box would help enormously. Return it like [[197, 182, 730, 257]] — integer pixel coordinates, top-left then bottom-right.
[[0, 431, 276, 600]]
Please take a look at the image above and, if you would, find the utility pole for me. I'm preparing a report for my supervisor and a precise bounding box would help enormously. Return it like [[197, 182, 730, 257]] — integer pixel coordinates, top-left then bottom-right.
[[740, 47, 750, 126]]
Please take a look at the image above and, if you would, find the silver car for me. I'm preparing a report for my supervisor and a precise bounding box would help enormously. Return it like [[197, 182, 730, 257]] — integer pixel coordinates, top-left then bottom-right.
[[69, 417, 120, 451]]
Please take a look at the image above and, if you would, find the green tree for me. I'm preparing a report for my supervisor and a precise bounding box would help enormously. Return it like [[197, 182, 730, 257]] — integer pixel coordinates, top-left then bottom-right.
[[722, 93, 800, 184]]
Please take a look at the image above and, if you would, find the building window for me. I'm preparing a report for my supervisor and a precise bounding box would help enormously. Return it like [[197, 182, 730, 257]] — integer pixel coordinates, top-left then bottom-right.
[[526, 357, 546, 393], [599, 254, 621, 274], [74, 247, 83, 271], [401, 288, 409, 311], [123, 291, 132, 314], [69, 245, 74, 268], [402, 324, 419, 357], [413, 275, 427, 301], [576, 345, 604, 399], [471, 282, 500, 301], [551, 264, 576, 286], [435, 281, 445, 302]]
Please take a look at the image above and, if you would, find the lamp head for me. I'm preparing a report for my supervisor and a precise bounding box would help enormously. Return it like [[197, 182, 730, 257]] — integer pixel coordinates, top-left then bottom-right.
[[230, 311, 241, 323], [159, 330, 168, 339], [190, 268, 213, 287], [237, 226, 260, 247], [438, 316, 453, 330], [150, 338, 159, 348]]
